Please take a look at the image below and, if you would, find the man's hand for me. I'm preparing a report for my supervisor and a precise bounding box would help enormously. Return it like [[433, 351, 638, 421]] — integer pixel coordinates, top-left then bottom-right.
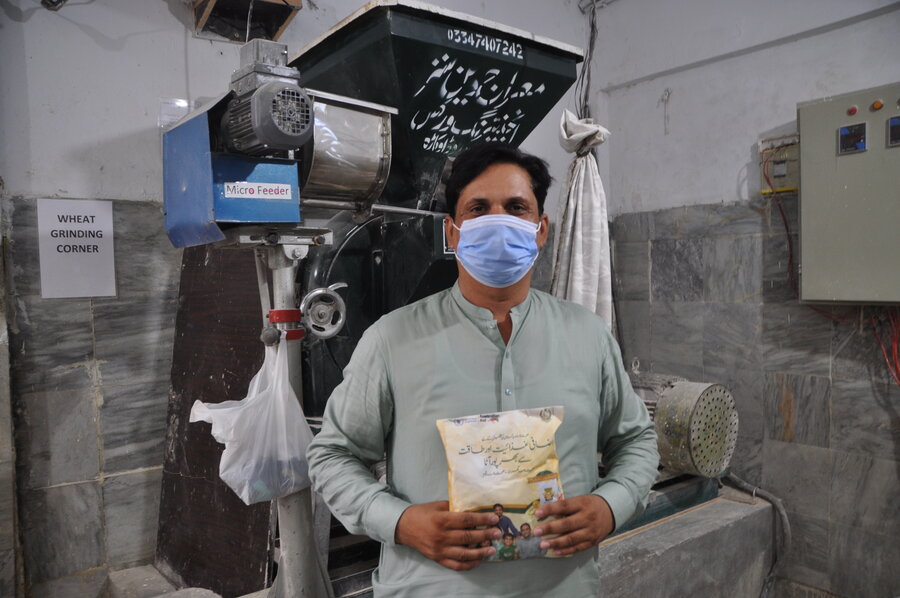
[[533, 495, 614, 556], [395, 501, 501, 571]]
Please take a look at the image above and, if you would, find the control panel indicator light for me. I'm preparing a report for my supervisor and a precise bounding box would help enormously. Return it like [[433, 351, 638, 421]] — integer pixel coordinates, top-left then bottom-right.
[[847, 105, 858, 116], [870, 99, 884, 111]]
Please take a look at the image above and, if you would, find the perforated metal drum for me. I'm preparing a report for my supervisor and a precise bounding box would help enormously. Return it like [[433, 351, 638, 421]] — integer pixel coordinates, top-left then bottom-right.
[[654, 381, 739, 478]]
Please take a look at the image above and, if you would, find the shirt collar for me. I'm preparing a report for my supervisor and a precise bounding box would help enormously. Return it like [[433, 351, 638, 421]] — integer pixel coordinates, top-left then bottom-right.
[[450, 281, 535, 325]]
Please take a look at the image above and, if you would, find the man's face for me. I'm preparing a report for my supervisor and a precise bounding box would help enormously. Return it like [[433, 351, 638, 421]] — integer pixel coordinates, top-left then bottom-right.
[[445, 162, 550, 253], [520, 524, 531, 538], [493, 505, 504, 517]]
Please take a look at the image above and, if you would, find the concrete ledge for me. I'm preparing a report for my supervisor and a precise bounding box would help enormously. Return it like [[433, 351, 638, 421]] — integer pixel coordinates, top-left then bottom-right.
[[107, 565, 222, 598], [598, 491, 774, 598]]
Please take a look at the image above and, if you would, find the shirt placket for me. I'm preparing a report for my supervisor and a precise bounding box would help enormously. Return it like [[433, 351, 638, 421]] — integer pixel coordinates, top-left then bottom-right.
[[499, 342, 516, 411], [498, 309, 522, 412]]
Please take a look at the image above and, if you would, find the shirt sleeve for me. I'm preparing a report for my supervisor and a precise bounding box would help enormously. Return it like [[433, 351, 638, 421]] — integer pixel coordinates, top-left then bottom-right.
[[306, 324, 411, 545], [591, 327, 659, 531]]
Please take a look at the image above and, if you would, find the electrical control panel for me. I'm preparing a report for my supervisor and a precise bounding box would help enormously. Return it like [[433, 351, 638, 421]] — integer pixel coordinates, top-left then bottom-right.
[[797, 82, 900, 303]]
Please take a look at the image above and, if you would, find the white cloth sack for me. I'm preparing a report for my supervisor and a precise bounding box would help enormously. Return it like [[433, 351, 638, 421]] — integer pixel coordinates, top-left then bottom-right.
[[190, 338, 313, 505], [550, 109, 614, 328]]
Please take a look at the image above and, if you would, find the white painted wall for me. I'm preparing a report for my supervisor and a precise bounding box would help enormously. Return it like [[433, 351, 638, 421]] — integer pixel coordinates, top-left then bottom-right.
[[0, 0, 589, 218], [591, 0, 900, 215]]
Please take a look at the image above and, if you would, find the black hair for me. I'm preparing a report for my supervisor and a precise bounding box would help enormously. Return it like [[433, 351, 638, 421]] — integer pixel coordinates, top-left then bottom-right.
[[520, 523, 531, 529], [493, 503, 503, 510], [503, 533, 514, 540], [445, 142, 552, 218]]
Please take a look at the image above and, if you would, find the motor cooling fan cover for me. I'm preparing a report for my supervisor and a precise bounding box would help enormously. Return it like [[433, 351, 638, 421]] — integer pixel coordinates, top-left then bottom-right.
[[225, 81, 314, 156]]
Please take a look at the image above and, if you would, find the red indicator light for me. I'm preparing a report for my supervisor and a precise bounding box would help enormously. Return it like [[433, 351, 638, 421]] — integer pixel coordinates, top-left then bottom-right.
[[871, 100, 884, 111], [847, 105, 858, 116]]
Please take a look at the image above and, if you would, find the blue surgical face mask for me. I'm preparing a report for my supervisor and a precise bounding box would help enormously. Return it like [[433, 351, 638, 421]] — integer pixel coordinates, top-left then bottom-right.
[[451, 214, 542, 288]]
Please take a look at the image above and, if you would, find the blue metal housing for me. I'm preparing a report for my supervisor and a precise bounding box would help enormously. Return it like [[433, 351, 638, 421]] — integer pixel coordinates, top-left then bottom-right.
[[163, 94, 301, 248]]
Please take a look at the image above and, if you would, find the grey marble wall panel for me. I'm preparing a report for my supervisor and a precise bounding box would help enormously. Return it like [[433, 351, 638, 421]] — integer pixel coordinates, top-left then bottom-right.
[[730, 436, 763, 486], [8, 295, 94, 394], [779, 511, 831, 593], [651, 204, 710, 239], [613, 241, 649, 301], [614, 300, 650, 368], [702, 303, 763, 372], [92, 291, 177, 386], [650, 200, 767, 240], [101, 381, 168, 473], [828, 523, 900, 598], [649, 301, 704, 379], [830, 378, 897, 461], [761, 303, 832, 377], [0, 345, 10, 461], [761, 232, 798, 303], [763, 372, 830, 448], [103, 469, 163, 567], [703, 235, 763, 303], [0, 462, 12, 553], [650, 238, 707, 302], [3, 197, 41, 296], [773, 579, 840, 598], [706, 366, 764, 484], [831, 315, 893, 385], [704, 198, 769, 237], [610, 211, 653, 242], [30, 567, 109, 598], [761, 440, 831, 520], [16, 387, 99, 489], [21, 482, 105, 584], [830, 450, 899, 538], [112, 200, 181, 294], [0, 549, 14, 598]]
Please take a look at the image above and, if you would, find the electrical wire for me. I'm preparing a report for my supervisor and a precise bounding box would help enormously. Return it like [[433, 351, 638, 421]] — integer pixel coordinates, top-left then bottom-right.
[[762, 145, 900, 389], [870, 307, 900, 387], [246, 0, 255, 43], [722, 473, 792, 598], [761, 146, 855, 324]]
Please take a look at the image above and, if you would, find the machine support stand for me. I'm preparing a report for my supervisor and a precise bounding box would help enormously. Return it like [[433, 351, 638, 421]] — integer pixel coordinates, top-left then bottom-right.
[[256, 246, 334, 598]]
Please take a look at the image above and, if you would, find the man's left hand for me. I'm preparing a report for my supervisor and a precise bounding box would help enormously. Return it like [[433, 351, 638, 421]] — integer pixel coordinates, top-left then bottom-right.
[[532, 495, 614, 556]]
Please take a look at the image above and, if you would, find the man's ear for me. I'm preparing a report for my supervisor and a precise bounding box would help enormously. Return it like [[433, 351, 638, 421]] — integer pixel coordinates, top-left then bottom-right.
[[536, 213, 551, 250], [445, 216, 460, 251]]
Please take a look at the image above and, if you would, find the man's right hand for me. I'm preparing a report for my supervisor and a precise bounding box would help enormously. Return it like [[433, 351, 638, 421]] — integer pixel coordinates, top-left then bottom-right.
[[394, 501, 501, 571]]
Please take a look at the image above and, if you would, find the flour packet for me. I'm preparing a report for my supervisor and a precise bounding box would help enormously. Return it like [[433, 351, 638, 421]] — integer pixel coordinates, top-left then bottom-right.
[[436, 406, 566, 561]]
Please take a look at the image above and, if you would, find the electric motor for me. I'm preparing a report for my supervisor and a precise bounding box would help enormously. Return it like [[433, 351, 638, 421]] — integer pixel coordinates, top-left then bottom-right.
[[223, 81, 314, 156], [630, 370, 739, 478]]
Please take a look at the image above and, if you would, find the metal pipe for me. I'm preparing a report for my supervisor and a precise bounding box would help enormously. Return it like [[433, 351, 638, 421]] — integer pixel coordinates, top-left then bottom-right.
[[265, 247, 334, 598]]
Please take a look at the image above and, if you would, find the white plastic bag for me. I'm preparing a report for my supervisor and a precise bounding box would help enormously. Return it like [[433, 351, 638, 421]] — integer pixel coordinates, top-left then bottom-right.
[[190, 337, 313, 505]]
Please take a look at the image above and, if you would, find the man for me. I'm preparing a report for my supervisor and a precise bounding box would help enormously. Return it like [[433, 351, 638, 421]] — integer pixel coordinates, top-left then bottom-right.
[[307, 142, 659, 597], [493, 504, 519, 538], [516, 523, 545, 560]]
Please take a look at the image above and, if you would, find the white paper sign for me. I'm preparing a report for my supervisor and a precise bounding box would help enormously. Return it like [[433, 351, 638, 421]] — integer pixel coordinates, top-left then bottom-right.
[[223, 181, 293, 199], [37, 198, 116, 298]]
